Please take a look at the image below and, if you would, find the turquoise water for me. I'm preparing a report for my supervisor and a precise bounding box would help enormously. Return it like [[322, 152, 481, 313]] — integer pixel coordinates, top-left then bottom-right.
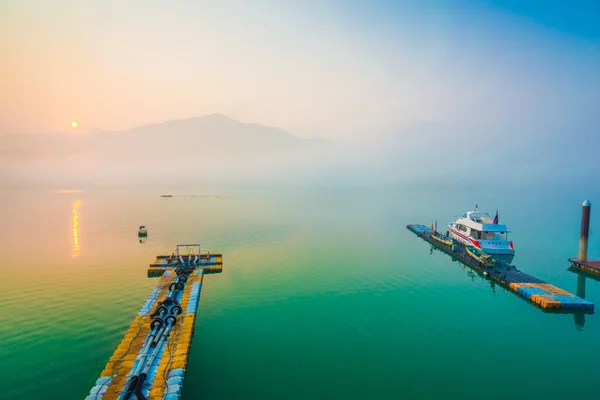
[[1, 185, 599, 399]]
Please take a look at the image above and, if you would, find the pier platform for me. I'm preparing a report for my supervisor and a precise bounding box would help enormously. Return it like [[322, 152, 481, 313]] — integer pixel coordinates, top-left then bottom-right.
[[148, 253, 223, 275], [86, 245, 222, 400], [568, 258, 600, 277], [407, 224, 593, 313]]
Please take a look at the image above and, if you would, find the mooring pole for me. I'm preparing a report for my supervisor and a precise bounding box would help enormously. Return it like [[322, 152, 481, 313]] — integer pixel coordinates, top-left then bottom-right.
[[579, 200, 592, 262], [577, 273, 586, 299], [574, 273, 587, 330]]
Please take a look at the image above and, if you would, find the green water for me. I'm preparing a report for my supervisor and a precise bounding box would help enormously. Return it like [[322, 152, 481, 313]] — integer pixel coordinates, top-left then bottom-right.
[[1, 185, 599, 400]]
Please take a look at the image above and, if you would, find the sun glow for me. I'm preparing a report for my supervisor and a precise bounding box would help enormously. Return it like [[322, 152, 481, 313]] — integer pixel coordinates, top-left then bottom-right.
[[71, 121, 78, 128]]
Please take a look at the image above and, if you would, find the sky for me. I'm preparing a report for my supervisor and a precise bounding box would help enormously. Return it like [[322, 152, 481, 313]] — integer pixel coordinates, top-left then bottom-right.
[[1, 0, 599, 141]]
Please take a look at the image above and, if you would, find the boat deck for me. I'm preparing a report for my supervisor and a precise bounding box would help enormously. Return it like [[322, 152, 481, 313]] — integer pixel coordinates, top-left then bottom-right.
[[86, 253, 222, 399], [408, 224, 593, 313], [569, 258, 600, 277]]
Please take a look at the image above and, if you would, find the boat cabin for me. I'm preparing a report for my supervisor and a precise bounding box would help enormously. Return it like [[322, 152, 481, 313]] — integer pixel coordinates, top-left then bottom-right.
[[454, 222, 509, 241], [452, 211, 511, 241]]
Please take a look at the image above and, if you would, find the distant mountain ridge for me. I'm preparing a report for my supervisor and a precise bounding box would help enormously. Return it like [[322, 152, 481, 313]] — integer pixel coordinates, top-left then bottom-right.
[[1, 114, 597, 188], [0, 114, 336, 187], [0, 113, 332, 157]]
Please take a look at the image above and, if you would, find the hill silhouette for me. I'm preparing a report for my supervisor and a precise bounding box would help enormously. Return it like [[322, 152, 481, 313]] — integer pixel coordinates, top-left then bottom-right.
[[0, 114, 335, 187]]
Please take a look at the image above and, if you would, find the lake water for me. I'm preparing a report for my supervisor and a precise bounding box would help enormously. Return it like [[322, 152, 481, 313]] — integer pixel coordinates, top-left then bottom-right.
[[1, 184, 599, 400]]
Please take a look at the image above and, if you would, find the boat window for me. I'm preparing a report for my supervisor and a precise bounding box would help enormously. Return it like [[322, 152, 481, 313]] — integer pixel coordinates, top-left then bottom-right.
[[481, 231, 495, 240], [471, 230, 481, 239], [491, 232, 508, 240], [469, 212, 492, 223], [480, 231, 508, 240]]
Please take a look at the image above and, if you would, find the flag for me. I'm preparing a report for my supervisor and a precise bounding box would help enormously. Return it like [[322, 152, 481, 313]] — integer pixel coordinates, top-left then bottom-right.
[[493, 209, 498, 224]]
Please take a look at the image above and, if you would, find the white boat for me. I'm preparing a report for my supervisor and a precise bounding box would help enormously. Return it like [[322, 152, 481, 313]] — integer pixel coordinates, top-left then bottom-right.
[[448, 206, 514, 256]]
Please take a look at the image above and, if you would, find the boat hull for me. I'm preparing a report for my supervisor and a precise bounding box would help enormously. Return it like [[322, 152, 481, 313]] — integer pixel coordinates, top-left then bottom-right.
[[448, 227, 514, 256], [479, 247, 514, 255]]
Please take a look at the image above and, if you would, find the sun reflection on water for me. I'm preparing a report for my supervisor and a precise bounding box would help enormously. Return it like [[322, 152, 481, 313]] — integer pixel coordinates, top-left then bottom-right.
[[72, 200, 80, 257]]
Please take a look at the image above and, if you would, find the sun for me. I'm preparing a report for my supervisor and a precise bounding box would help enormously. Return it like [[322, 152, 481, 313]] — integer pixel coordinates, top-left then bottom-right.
[[71, 121, 78, 128]]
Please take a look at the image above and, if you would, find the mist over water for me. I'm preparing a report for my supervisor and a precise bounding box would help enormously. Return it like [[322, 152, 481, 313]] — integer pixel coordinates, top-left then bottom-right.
[[1, 113, 599, 191]]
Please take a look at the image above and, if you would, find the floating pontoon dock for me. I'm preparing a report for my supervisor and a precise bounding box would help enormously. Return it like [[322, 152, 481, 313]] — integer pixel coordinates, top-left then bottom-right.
[[569, 200, 600, 276], [86, 245, 223, 400], [569, 259, 600, 277], [407, 224, 593, 312]]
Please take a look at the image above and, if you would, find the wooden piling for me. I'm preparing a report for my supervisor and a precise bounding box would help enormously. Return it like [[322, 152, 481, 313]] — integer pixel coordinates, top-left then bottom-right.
[[579, 199, 591, 262]]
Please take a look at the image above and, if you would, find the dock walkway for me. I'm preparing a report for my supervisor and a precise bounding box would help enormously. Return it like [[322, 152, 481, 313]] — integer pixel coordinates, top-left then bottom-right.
[[86, 250, 223, 400], [408, 224, 593, 312]]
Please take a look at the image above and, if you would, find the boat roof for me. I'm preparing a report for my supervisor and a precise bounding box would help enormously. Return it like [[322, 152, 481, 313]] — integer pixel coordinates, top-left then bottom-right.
[[466, 211, 492, 223], [454, 210, 509, 232]]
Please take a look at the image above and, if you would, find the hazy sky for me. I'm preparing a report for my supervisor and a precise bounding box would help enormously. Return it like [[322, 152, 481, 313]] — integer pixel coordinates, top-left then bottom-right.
[[1, 0, 599, 139]]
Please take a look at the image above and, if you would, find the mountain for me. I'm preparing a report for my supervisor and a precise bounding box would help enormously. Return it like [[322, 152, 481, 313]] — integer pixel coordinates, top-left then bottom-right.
[[2, 114, 597, 189], [0, 114, 336, 188]]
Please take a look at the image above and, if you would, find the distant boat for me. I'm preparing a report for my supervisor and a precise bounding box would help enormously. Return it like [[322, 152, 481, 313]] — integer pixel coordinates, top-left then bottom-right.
[[138, 226, 148, 236], [160, 194, 172, 198]]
